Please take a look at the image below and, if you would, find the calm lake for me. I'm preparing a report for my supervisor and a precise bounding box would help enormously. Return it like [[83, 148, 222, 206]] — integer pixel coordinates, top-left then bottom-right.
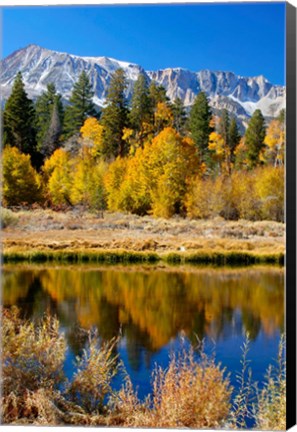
[[3, 264, 284, 399]]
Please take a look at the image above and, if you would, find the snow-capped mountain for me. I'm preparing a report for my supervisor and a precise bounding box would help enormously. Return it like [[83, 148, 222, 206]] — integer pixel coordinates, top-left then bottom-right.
[[0, 44, 285, 123]]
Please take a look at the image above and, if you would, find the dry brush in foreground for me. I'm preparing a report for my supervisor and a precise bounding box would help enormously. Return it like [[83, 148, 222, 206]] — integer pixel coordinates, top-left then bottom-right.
[[1, 308, 286, 429]]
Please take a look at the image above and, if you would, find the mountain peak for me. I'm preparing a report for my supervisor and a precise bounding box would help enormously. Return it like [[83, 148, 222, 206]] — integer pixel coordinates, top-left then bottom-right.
[[0, 44, 285, 123]]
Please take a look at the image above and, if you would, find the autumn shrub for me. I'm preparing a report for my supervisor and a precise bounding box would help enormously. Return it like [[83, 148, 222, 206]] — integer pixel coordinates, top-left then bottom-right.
[[147, 346, 232, 428], [108, 346, 232, 429], [1, 309, 119, 425], [186, 176, 227, 219], [1, 307, 65, 424], [67, 335, 118, 414], [1, 208, 19, 228], [254, 335, 286, 430], [255, 166, 284, 222], [107, 374, 149, 427], [186, 166, 284, 222], [231, 170, 261, 221], [2, 146, 43, 206]]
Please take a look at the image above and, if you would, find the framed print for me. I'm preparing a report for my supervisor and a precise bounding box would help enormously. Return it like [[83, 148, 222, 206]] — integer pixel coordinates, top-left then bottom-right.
[[1, 1, 296, 430]]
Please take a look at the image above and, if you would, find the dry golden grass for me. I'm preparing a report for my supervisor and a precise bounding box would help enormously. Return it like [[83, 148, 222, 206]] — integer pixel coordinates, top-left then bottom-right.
[[2, 209, 285, 263]]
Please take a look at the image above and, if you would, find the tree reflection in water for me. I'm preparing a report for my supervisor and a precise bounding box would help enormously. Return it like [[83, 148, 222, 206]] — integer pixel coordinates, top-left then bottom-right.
[[3, 265, 284, 369]]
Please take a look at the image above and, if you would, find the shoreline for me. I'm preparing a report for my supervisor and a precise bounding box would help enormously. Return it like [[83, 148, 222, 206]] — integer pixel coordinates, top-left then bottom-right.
[[2, 209, 285, 266], [3, 246, 284, 266]]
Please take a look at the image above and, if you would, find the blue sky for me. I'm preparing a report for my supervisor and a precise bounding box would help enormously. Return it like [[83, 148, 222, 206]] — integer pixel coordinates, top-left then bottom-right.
[[2, 3, 285, 85]]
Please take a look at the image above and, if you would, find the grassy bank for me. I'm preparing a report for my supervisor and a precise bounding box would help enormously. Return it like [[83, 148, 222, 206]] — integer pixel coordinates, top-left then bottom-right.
[[2, 248, 284, 265], [2, 208, 285, 265]]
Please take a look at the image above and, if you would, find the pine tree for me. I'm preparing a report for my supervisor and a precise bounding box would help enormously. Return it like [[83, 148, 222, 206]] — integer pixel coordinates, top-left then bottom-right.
[[64, 71, 96, 137], [35, 83, 64, 154], [278, 108, 285, 124], [148, 81, 168, 109], [101, 68, 128, 158], [218, 109, 232, 174], [41, 101, 62, 158], [228, 118, 241, 163], [148, 82, 171, 134], [3, 72, 37, 157], [219, 109, 230, 147], [172, 98, 187, 134], [245, 109, 266, 168], [188, 92, 213, 164], [129, 73, 152, 140]]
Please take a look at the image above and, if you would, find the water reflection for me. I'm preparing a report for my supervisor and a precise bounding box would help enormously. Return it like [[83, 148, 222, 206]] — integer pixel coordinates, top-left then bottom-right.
[[3, 265, 284, 357]]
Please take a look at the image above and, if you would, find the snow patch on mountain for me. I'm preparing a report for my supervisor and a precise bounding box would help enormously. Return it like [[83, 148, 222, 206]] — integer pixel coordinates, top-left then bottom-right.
[[0, 44, 285, 123]]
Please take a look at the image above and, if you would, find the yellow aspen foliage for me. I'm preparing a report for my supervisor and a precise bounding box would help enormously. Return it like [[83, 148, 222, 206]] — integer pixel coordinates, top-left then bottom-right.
[[186, 176, 233, 220], [208, 125, 233, 175], [234, 138, 249, 170], [231, 170, 261, 220], [118, 147, 151, 215], [80, 117, 105, 158], [104, 157, 128, 211], [2, 146, 42, 206], [122, 127, 138, 156], [154, 102, 174, 133], [186, 167, 284, 222], [147, 127, 199, 218], [263, 119, 285, 166], [123, 123, 154, 156], [71, 155, 107, 210], [43, 148, 73, 205], [122, 127, 134, 142], [254, 166, 284, 221], [141, 121, 154, 141], [208, 131, 225, 157], [105, 128, 200, 217]]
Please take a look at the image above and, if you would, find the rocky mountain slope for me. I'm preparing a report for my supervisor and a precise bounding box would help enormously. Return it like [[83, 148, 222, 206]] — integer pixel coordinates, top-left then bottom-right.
[[0, 44, 285, 124]]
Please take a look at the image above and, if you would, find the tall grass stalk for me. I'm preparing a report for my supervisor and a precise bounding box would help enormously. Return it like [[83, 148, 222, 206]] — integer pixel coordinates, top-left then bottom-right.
[[253, 334, 286, 430], [229, 334, 255, 428]]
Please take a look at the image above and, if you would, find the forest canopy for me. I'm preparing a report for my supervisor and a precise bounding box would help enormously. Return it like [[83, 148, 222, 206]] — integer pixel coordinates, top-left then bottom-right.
[[2, 71, 285, 222]]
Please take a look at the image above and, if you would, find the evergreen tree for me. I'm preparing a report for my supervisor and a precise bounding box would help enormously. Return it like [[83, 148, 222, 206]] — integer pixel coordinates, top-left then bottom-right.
[[188, 92, 213, 163], [101, 68, 128, 158], [148, 82, 171, 134], [148, 81, 168, 109], [218, 109, 231, 174], [278, 108, 285, 124], [41, 101, 62, 158], [129, 73, 152, 138], [219, 109, 230, 148], [245, 109, 266, 168], [172, 98, 187, 134], [35, 83, 64, 154], [64, 71, 96, 137], [3, 72, 37, 157], [228, 118, 241, 163]]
